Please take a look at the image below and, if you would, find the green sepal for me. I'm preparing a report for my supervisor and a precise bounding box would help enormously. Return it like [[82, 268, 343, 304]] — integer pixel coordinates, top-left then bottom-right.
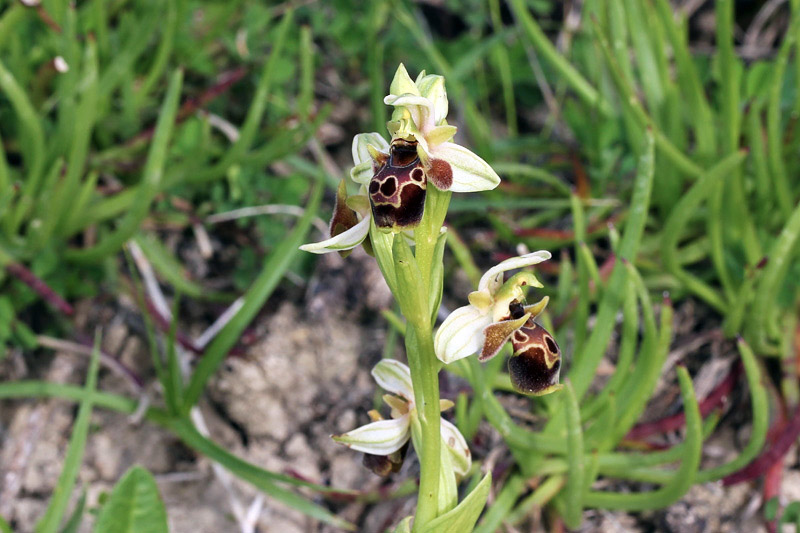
[[437, 433, 459, 515], [429, 228, 448, 324], [369, 217, 398, 295], [418, 472, 492, 533], [392, 236, 428, 328], [393, 517, 413, 533], [389, 63, 420, 97]]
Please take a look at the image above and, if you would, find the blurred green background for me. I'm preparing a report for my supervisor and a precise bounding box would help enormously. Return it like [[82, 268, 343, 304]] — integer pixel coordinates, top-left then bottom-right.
[[1, 0, 799, 531]]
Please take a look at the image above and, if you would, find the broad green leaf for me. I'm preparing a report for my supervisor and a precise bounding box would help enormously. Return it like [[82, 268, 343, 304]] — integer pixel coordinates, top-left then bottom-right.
[[418, 472, 492, 533], [93, 467, 168, 533]]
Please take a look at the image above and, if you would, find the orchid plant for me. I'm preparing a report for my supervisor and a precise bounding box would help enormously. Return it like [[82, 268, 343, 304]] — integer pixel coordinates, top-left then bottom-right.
[[300, 65, 561, 532]]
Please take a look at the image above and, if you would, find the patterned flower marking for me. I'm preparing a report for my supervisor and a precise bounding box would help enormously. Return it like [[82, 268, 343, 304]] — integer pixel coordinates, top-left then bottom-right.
[[368, 139, 427, 230]]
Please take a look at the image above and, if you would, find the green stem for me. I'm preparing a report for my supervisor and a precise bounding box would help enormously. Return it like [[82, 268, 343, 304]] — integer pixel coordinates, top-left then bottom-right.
[[384, 188, 451, 530], [406, 324, 442, 528], [414, 190, 450, 528]]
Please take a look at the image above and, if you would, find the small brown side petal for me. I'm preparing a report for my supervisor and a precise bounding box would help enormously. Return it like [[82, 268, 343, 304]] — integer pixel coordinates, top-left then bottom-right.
[[508, 322, 562, 396], [427, 158, 453, 190], [479, 313, 530, 361]]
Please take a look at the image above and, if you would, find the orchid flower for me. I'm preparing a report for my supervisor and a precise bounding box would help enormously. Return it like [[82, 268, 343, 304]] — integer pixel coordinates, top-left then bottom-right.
[[381, 64, 500, 194], [300, 64, 501, 252], [298, 133, 386, 255], [434, 251, 562, 396], [333, 359, 471, 477]]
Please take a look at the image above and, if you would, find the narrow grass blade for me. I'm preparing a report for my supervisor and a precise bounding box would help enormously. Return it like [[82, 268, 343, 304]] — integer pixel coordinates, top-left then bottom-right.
[[182, 182, 322, 410], [562, 381, 585, 529], [65, 69, 183, 263], [569, 131, 653, 399], [767, 16, 798, 218], [59, 490, 86, 533], [660, 150, 747, 312], [134, 0, 177, 107], [133, 233, 233, 302], [508, 0, 612, 116], [584, 366, 702, 510], [189, 10, 294, 184], [697, 339, 768, 481], [0, 58, 46, 231], [473, 475, 524, 533], [35, 334, 101, 533]]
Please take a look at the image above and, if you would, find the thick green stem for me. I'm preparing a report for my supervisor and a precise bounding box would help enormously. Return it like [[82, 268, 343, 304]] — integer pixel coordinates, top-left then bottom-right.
[[406, 324, 442, 529], [383, 188, 451, 530], [411, 191, 450, 529]]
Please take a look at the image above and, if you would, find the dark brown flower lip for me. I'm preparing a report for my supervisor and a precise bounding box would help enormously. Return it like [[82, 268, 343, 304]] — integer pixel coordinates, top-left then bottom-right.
[[508, 321, 562, 396], [369, 140, 427, 230]]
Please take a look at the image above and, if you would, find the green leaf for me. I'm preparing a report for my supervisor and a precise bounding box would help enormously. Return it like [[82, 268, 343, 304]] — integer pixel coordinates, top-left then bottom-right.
[[418, 472, 492, 533], [182, 181, 322, 410], [64, 69, 183, 263], [93, 467, 168, 533], [133, 233, 232, 303], [0, 515, 12, 533], [393, 517, 413, 533], [36, 334, 101, 533], [59, 490, 86, 533]]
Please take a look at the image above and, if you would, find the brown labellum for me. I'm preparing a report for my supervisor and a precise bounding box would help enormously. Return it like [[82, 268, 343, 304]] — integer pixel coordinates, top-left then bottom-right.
[[362, 441, 409, 477], [508, 322, 562, 396], [329, 180, 360, 258], [369, 140, 427, 231]]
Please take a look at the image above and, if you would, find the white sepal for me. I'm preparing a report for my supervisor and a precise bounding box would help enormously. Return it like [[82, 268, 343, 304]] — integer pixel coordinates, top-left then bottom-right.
[[416, 74, 448, 125], [352, 132, 389, 166], [372, 359, 414, 401], [298, 215, 370, 254], [332, 415, 411, 455], [383, 94, 435, 134], [478, 250, 552, 292], [350, 161, 374, 185], [440, 418, 471, 477], [430, 142, 501, 193], [434, 305, 492, 364]]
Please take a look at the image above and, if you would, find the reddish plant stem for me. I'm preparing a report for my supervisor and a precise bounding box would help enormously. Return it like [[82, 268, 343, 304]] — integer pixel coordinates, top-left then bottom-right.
[[626, 361, 743, 440], [34, 4, 62, 33], [570, 153, 591, 199], [5, 262, 74, 316], [143, 297, 246, 357], [514, 213, 621, 240], [130, 67, 247, 146], [723, 402, 800, 486], [764, 458, 783, 533]]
